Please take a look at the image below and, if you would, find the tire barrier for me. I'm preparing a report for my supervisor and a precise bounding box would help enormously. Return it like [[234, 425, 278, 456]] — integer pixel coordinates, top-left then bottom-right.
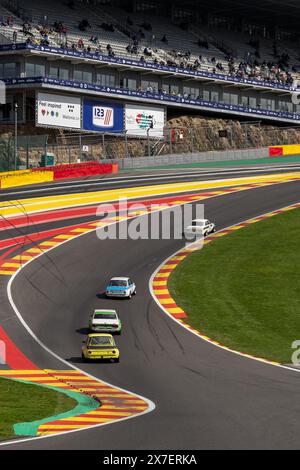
[[269, 144, 300, 157], [0, 162, 118, 189], [34, 162, 119, 180], [0, 170, 54, 189]]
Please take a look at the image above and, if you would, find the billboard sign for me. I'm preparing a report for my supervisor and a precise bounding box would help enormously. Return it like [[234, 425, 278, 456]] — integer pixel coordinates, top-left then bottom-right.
[[125, 104, 165, 137], [82, 99, 124, 132], [36, 92, 81, 129]]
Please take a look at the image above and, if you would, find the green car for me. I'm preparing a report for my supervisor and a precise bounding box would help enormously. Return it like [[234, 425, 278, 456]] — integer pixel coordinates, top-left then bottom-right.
[[89, 309, 122, 335]]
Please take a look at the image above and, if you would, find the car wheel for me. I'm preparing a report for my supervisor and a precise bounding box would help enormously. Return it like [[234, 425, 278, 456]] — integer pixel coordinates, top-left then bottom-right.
[[128, 292, 132, 299], [133, 289, 137, 295], [81, 353, 86, 362], [114, 358, 119, 363]]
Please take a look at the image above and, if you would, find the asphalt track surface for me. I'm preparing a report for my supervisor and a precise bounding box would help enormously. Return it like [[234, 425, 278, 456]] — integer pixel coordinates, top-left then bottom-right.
[[3, 179, 300, 449], [2, 161, 300, 201]]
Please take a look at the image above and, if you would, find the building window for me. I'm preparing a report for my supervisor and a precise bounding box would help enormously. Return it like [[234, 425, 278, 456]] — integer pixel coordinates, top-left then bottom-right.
[[120, 77, 137, 90], [202, 89, 210, 101], [223, 92, 238, 106], [26, 61, 45, 76], [261, 98, 275, 111], [162, 83, 179, 95], [49, 64, 69, 80], [278, 100, 292, 112], [241, 96, 249, 107], [183, 86, 199, 99], [96, 72, 115, 87], [210, 91, 219, 102], [73, 69, 93, 83], [249, 97, 257, 108], [141, 80, 159, 93], [0, 102, 12, 120], [0, 63, 17, 78]]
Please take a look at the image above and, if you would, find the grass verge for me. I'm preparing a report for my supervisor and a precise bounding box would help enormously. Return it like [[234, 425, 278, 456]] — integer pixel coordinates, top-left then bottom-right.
[[0, 377, 76, 440], [169, 207, 300, 363]]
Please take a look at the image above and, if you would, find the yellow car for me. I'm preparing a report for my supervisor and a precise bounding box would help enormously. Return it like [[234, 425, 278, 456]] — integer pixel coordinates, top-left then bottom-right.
[[82, 333, 120, 363]]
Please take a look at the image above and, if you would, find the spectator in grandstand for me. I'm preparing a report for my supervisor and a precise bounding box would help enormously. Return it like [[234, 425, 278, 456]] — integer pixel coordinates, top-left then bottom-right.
[[146, 83, 153, 92], [95, 44, 103, 54], [161, 34, 168, 44], [89, 35, 98, 44], [101, 22, 115, 32], [77, 37, 84, 49], [12, 30, 17, 43], [197, 38, 209, 49], [126, 43, 138, 54], [138, 29, 145, 39], [78, 19, 91, 32], [22, 21, 33, 37], [40, 32, 50, 46], [227, 55, 294, 87], [143, 47, 152, 57], [61, 25, 68, 37], [106, 44, 115, 57]]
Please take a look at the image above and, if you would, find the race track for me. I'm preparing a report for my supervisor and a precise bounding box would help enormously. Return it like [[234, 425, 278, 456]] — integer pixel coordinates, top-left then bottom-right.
[[2, 167, 300, 449]]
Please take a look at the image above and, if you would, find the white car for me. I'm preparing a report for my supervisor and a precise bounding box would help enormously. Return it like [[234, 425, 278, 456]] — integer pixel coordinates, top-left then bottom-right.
[[89, 309, 122, 334], [184, 219, 216, 239], [105, 277, 136, 299]]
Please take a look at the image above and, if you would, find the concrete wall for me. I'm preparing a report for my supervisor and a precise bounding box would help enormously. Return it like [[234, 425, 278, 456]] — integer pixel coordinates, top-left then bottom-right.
[[103, 147, 270, 169]]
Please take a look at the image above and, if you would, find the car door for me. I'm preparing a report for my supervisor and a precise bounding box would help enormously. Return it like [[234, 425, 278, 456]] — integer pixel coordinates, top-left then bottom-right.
[[203, 220, 209, 235], [128, 278, 134, 294], [206, 220, 213, 234]]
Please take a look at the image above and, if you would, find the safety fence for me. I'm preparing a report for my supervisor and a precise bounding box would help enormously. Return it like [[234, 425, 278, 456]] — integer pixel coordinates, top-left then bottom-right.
[[1, 122, 300, 169], [47, 123, 300, 163]]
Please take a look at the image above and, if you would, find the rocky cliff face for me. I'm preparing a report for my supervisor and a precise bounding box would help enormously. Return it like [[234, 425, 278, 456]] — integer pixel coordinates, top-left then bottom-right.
[[1, 116, 300, 166]]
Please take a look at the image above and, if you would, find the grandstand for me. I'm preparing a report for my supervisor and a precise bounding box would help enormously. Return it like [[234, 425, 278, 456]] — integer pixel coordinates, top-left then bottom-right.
[[0, 0, 299, 164]]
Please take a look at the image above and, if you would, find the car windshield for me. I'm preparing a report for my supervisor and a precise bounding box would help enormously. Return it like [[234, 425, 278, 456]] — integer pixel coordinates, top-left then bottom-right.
[[192, 221, 204, 226], [94, 313, 117, 320], [88, 336, 113, 346], [109, 280, 127, 287]]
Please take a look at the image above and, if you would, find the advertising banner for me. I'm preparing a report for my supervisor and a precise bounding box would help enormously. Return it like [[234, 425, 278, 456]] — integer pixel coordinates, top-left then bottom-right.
[[36, 92, 81, 129], [125, 104, 165, 137], [82, 98, 124, 132]]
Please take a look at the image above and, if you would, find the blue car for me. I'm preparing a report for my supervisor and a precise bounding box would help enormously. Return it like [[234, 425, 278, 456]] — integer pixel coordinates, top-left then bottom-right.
[[105, 277, 136, 299]]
